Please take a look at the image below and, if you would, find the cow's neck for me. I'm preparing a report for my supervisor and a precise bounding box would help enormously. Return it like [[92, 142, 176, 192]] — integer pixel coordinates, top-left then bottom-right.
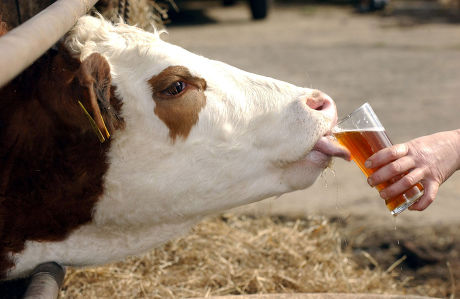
[[9, 216, 200, 278], [0, 49, 112, 278]]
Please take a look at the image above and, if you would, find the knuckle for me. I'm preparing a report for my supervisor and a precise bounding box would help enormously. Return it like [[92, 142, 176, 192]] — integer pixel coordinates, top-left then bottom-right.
[[399, 143, 409, 155], [391, 144, 408, 158], [389, 147, 399, 158], [403, 175, 416, 186], [390, 161, 401, 173], [418, 166, 429, 179]]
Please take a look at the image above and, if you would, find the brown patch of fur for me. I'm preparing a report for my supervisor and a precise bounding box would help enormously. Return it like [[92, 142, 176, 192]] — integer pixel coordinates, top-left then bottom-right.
[[0, 46, 124, 278], [148, 66, 207, 141]]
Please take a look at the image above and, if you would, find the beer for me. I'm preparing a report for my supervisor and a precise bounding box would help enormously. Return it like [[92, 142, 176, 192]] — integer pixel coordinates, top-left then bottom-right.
[[334, 128, 424, 214]]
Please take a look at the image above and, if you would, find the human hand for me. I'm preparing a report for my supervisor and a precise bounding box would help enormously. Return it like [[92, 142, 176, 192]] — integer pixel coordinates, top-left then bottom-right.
[[365, 130, 460, 211]]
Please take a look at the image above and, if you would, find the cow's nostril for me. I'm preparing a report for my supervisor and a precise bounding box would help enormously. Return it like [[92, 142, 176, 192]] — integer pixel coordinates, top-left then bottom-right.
[[306, 97, 326, 111], [305, 91, 337, 124]]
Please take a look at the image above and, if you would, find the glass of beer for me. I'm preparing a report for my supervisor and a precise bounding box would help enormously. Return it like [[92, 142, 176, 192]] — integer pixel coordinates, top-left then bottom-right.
[[333, 102, 424, 215]]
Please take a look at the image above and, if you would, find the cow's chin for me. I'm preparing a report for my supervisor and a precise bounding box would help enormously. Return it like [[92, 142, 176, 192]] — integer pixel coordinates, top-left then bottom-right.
[[280, 151, 330, 191]]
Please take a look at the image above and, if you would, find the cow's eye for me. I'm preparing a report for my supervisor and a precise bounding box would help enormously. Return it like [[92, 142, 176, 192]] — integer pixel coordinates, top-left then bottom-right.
[[163, 81, 187, 96]]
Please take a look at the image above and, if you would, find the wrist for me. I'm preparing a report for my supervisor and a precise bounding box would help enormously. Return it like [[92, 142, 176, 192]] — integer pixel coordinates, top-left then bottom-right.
[[453, 129, 460, 171]]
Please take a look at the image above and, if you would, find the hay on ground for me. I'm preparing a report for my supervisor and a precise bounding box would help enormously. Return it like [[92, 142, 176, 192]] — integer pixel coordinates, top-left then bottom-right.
[[60, 215, 409, 298]]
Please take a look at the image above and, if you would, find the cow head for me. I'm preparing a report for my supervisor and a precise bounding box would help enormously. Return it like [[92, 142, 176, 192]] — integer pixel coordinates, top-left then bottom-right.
[[64, 16, 349, 226]]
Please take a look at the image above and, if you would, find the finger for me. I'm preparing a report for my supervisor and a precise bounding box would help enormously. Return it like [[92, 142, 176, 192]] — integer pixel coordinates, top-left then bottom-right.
[[365, 143, 409, 169], [409, 181, 439, 211], [367, 156, 416, 187], [378, 167, 425, 200]]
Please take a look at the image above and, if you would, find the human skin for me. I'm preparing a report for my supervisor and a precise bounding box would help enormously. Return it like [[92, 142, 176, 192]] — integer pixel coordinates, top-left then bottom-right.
[[365, 129, 460, 211]]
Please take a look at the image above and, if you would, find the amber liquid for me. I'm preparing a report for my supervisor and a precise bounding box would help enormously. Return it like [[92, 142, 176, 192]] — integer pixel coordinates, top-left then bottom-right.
[[334, 129, 423, 214]]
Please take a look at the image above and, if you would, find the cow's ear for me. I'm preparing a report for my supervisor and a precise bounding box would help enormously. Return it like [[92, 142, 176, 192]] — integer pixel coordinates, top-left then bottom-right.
[[73, 53, 120, 142]]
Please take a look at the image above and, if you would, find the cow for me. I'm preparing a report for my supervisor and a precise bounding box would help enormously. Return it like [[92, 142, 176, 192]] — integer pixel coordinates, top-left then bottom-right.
[[0, 15, 350, 280]]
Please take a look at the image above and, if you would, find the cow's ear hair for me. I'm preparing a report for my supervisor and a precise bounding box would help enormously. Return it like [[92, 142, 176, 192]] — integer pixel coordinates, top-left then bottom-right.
[[74, 53, 120, 142], [0, 16, 8, 37]]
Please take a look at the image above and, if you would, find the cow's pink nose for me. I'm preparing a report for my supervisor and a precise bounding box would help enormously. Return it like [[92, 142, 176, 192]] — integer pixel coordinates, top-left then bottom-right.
[[305, 91, 337, 125]]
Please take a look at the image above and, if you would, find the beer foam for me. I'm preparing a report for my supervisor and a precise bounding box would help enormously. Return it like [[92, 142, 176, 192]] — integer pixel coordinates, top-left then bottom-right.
[[332, 127, 385, 134]]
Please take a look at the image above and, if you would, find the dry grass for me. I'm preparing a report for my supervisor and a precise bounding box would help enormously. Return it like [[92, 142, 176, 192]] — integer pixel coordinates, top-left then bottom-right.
[[94, 0, 176, 30], [60, 215, 411, 298]]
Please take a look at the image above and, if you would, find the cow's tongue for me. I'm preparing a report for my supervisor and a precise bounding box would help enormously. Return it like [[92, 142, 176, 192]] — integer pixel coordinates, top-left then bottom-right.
[[313, 136, 351, 161]]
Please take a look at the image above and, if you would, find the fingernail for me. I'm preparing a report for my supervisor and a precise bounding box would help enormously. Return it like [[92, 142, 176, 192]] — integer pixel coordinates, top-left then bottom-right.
[[380, 191, 387, 199], [367, 177, 374, 186], [365, 160, 372, 168]]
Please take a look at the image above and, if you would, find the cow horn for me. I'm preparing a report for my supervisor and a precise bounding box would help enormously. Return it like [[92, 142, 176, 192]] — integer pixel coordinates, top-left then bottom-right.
[[0, 0, 99, 88]]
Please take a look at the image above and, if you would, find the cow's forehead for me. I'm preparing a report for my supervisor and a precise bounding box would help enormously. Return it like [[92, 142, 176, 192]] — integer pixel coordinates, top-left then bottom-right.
[[143, 40, 211, 78], [68, 17, 220, 85]]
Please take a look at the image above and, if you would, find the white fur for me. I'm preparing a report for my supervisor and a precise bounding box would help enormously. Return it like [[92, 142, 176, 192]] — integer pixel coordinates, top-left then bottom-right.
[[9, 16, 336, 278]]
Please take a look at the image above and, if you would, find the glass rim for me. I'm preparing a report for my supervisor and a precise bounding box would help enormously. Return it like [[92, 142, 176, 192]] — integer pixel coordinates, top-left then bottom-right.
[[336, 102, 372, 126]]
